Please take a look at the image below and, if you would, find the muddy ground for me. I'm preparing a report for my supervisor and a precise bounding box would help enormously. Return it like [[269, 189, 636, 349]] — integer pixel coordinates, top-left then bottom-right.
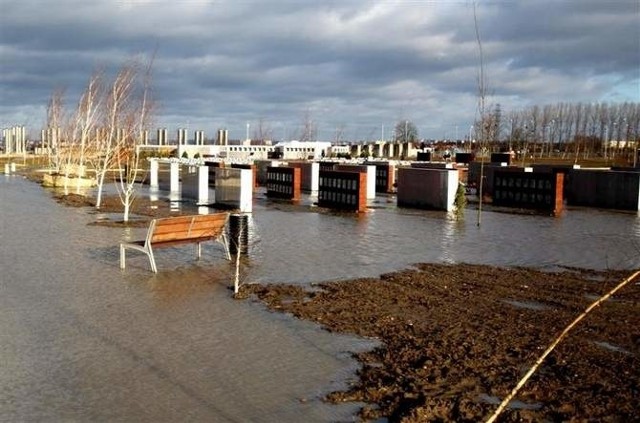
[[51, 192, 195, 226], [240, 264, 640, 422]]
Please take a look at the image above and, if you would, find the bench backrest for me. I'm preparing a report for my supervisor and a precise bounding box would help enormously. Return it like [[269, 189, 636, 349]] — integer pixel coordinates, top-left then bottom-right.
[[147, 213, 229, 245]]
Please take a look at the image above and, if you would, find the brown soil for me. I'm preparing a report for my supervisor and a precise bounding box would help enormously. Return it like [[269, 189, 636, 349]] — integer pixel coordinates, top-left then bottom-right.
[[240, 264, 640, 422]]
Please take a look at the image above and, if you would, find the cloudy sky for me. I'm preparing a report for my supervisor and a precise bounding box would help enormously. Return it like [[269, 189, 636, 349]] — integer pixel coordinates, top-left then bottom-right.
[[1, 0, 638, 142]]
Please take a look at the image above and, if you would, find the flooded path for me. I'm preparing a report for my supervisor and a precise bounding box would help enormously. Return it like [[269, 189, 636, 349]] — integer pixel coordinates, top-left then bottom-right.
[[1, 176, 371, 422], [1, 174, 638, 421]]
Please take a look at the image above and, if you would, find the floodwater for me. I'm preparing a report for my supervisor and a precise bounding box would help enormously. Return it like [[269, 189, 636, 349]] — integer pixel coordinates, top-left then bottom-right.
[[1, 174, 639, 422]]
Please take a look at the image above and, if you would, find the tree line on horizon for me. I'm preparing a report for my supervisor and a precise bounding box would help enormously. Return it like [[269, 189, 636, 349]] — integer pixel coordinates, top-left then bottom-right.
[[474, 101, 640, 159]]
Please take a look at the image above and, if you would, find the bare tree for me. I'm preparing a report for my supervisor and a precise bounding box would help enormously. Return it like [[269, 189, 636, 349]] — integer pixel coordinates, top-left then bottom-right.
[[252, 117, 273, 142], [45, 88, 67, 174], [114, 56, 155, 222], [71, 70, 104, 192], [334, 123, 346, 144], [394, 119, 419, 143], [298, 109, 317, 142], [93, 64, 137, 209]]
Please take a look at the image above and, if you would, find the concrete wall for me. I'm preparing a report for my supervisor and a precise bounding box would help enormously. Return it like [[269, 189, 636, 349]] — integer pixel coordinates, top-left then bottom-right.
[[215, 168, 253, 212], [566, 170, 640, 211], [157, 161, 176, 192], [254, 159, 284, 185], [335, 164, 376, 199], [468, 162, 515, 196], [289, 161, 320, 192], [181, 165, 213, 204], [397, 167, 459, 211]]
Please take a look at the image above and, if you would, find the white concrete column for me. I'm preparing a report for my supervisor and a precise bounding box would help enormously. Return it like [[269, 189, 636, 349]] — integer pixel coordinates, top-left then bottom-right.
[[170, 162, 180, 193], [149, 159, 159, 188], [197, 165, 209, 204], [365, 165, 376, 199], [239, 169, 253, 213], [310, 162, 320, 192]]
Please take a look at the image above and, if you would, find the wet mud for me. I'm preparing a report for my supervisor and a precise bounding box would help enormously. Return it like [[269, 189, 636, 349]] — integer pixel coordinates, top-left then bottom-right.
[[52, 192, 204, 227], [240, 264, 640, 422]]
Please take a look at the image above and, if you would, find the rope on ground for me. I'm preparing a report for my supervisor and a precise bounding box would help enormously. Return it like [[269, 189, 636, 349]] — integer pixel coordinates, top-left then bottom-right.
[[485, 269, 640, 423]]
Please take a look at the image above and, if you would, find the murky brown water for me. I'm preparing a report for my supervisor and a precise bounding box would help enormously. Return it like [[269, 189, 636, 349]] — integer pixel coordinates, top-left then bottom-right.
[[1, 175, 638, 421]]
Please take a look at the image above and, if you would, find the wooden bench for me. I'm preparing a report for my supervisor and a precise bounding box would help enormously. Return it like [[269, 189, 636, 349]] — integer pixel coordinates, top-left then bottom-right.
[[120, 213, 231, 273]]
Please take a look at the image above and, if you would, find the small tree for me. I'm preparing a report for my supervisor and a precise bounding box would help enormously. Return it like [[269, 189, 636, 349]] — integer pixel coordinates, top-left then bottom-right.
[[93, 63, 138, 209], [474, 1, 489, 227], [454, 182, 467, 220], [71, 71, 104, 192], [45, 88, 67, 175], [114, 56, 155, 222]]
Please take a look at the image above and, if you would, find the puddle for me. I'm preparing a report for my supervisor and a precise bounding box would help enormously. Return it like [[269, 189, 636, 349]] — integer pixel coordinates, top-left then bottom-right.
[[502, 299, 552, 311], [593, 341, 632, 355], [583, 293, 621, 303]]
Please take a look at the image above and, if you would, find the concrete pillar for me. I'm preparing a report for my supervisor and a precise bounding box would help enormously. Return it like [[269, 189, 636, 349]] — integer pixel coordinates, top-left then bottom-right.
[[195, 130, 204, 145], [388, 143, 395, 158], [397, 167, 459, 211], [238, 169, 253, 212], [197, 165, 209, 203], [170, 162, 180, 193], [310, 162, 320, 192], [142, 130, 149, 145], [149, 159, 159, 188], [217, 129, 228, 146], [157, 128, 168, 145]]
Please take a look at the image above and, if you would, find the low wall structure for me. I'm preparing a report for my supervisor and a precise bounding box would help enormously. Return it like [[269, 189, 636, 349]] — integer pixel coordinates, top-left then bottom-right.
[[396, 167, 458, 212], [367, 161, 396, 193], [215, 168, 253, 212], [491, 152, 513, 165], [181, 165, 213, 205], [318, 170, 367, 212], [155, 161, 180, 192], [254, 160, 283, 186], [335, 164, 376, 199], [230, 163, 257, 188], [288, 161, 320, 192], [493, 171, 564, 216], [468, 162, 515, 196], [566, 169, 640, 211], [266, 166, 301, 201]]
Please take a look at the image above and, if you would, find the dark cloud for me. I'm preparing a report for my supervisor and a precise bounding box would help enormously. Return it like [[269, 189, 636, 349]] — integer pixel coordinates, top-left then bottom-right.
[[1, 0, 637, 140]]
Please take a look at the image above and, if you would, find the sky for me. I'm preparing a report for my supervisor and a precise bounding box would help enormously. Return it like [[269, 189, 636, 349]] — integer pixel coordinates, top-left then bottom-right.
[[1, 0, 638, 142]]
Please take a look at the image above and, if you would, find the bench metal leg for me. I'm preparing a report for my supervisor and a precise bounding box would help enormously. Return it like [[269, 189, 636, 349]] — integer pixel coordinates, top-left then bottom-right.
[[197, 242, 202, 259], [148, 247, 158, 273], [220, 234, 231, 260], [120, 242, 157, 273]]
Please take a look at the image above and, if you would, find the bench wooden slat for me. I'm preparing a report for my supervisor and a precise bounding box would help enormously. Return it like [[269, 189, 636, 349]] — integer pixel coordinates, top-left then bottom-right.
[[152, 215, 228, 235], [151, 218, 227, 243], [120, 212, 231, 273], [152, 231, 219, 243]]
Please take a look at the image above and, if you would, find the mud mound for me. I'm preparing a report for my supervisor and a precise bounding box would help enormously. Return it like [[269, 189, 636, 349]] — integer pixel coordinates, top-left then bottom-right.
[[242, 264, 639, 422]]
